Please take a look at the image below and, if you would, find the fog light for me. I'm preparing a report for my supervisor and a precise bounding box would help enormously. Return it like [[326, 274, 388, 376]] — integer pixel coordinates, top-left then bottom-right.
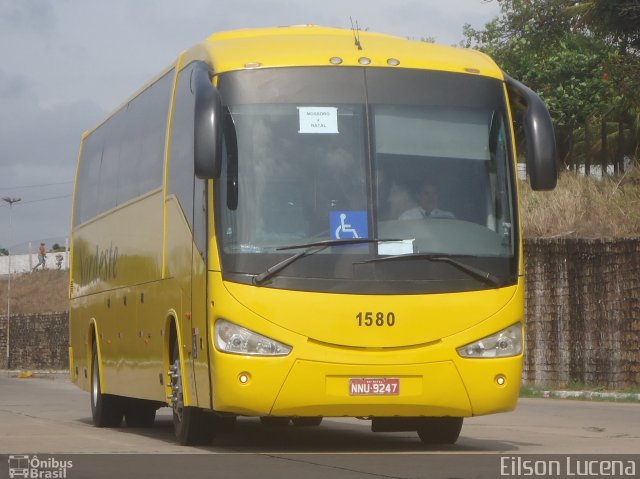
[[238, 372, 250, 384], [496, 375, 506, 386]]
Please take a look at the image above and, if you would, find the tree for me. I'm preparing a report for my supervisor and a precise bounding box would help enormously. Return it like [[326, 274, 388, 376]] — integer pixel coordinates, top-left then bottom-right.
[[567, 0, 640, 164], [567, 0, 640, 51], [464, 0, 639, 171], [49, 243, 66, 253], [0, 247, 8, 256]]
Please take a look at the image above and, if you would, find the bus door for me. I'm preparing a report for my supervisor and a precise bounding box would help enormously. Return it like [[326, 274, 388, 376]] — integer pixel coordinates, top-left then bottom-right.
[[167, 61, 212, 408]]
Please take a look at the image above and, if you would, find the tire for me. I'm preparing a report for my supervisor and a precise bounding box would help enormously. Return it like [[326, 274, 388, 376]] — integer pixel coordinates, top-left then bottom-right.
[[124, 399, 157, 428], [260, 416, 291, 427], [213, 414, 237, 434], [170, 335, 214, 445], [416, 417, 463, 445], [292, 417, 323, 427], [174, 404, 214, 445], [90, 341, 123, 427]]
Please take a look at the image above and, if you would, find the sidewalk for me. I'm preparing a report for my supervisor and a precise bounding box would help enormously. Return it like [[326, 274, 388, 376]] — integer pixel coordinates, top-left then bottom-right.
[[2, 370, 69, 380], [539, 389, 640, 402]]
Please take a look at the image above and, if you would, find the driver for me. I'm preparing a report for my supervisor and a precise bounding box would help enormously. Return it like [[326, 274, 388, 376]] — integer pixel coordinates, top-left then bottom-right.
[[399, 181, 455, 220]]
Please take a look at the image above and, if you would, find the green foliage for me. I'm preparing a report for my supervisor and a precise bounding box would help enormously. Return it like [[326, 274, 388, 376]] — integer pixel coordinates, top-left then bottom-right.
[[464, 0, 640, 168], [49, 243, 66, 253], [0, 247, 8, 256], [464, 0, 611, 123], [567, 0, 640, 50]]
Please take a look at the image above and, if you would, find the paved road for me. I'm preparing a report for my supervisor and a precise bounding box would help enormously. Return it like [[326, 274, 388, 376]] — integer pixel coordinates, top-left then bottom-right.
[[1, 373, 638, 478]]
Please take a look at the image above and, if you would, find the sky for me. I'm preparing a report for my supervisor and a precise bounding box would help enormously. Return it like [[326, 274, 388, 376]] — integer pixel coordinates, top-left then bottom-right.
[[0, 0, 500, 253]]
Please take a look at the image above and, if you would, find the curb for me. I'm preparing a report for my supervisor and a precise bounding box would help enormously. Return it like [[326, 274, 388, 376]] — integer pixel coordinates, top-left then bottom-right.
[[540, 390, 640, 402], [2, 370, 69, 380]]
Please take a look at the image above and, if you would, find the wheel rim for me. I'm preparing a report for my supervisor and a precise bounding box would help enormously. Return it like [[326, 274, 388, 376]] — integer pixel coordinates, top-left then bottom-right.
[[91, 351, 99, 409], [169, 359, 184, 424]]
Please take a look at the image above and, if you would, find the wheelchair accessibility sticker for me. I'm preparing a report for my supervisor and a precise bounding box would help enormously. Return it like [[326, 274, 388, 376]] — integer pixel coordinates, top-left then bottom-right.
[[330, 211, 368, 240]]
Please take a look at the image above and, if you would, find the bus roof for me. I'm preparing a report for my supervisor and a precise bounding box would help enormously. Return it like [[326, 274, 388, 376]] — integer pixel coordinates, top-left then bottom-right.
[[189, 25, 503, 80], [82, 26, 504, 138]]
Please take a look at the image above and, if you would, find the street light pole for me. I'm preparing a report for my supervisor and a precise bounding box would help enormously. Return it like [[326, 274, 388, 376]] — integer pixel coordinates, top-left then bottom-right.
[[2, 196, 21, 369]]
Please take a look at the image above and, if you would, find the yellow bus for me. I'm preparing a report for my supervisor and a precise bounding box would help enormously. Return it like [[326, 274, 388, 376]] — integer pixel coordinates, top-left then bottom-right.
[[69, 26, 557, 445]]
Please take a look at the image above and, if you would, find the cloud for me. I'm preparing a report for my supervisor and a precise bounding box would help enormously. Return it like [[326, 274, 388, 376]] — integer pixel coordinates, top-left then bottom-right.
[[0, 68, 104, 247], [0, 0, 501, 248], [0, 0, 56, 35]]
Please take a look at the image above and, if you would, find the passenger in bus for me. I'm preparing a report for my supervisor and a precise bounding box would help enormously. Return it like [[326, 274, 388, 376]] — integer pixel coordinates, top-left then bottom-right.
[[376, 170, 413, 221], [399, 181, 455, 220]]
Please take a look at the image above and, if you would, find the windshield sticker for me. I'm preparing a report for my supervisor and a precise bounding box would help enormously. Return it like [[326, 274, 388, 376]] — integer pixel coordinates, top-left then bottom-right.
[[378, 239, 414, 256], [330, 211, 368, 240], [298, 107, 339, 134]]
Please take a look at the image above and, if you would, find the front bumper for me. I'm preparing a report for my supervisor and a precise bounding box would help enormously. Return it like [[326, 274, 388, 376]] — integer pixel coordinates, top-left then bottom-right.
[[211, 351, 521, 417]]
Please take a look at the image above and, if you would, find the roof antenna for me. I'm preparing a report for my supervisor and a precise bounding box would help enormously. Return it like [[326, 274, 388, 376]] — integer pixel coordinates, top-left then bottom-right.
[[350, 17, 363, 50]]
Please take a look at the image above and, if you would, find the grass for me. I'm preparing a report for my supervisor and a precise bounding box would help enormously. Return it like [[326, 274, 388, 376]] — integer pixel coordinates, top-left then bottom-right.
[[519, 165, 640, 238], [0, 269, 69, 315]]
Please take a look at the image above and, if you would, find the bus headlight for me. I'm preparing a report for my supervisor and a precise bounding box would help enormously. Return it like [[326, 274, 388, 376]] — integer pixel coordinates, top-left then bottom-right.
[[214, 319, 292, 356], [457, 323, 522, 358]]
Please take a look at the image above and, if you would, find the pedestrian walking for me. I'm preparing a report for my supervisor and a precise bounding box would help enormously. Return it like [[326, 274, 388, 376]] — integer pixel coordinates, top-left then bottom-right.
[[33, 242, 46, 271]]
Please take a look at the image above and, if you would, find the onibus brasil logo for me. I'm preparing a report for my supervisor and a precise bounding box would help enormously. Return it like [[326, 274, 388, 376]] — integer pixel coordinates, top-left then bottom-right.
[[8, 455, 73, 478]]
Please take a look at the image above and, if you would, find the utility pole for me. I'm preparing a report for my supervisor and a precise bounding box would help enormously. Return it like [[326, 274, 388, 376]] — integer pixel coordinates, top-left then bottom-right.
[[2, 196, 21, 369]]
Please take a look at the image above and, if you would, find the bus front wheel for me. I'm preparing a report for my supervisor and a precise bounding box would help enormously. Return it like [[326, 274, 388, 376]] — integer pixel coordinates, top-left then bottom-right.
[[416, 417, 463, 445], [169, 344, 214, 445]]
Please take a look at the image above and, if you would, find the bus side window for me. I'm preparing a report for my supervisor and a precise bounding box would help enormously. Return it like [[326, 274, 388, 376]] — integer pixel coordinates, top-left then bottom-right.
[[74, 70, 173, 226]]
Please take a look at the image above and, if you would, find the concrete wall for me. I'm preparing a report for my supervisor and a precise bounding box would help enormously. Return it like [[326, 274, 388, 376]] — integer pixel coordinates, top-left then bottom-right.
[[0, 252, 69, 275], [1, 239, 639, 389]]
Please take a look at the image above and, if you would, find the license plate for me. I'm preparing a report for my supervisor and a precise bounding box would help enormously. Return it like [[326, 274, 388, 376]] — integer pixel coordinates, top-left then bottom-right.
[[349, 378, 400, 396]]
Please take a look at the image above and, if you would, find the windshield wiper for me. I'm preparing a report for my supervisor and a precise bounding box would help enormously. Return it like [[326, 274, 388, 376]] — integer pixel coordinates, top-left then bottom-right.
[[354, 253, 502, 287], [252, 238, 402, 286]]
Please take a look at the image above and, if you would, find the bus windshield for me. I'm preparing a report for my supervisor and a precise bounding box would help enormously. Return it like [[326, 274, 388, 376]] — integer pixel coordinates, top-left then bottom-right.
[[215, 67, 517, 294]]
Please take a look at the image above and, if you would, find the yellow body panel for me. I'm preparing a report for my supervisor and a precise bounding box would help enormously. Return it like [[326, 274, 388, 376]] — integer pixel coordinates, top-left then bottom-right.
[[70, 26, 523, 421], [208, 273, 523, 417], [202, 26, 503, 78], [223, 281, 518, 348]]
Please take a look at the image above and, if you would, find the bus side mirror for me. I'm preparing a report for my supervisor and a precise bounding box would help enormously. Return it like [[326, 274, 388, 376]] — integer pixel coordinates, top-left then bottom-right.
[[505, 74, 557, 191], [193, 63, 223, 179]]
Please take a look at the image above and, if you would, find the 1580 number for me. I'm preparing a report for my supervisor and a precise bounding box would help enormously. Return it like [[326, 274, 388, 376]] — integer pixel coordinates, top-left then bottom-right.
[[356, 312, 396, 327]]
